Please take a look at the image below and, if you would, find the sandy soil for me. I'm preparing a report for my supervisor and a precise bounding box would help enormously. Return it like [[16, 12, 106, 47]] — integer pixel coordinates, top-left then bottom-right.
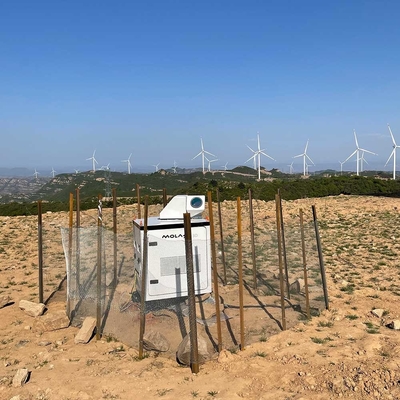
[[1, 195, 400, 400]]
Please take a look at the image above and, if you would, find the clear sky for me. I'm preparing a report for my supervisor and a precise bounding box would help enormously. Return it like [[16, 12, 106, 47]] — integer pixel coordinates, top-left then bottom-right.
[[1, 1, 400, 174]]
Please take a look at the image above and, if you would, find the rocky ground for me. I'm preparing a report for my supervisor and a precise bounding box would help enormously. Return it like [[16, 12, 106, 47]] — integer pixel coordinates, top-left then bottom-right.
[[1, 195, 400, 399]]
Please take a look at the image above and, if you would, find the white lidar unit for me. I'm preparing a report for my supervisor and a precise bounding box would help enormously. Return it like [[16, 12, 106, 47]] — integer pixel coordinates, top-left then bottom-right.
[[133, 195, 211, 301]]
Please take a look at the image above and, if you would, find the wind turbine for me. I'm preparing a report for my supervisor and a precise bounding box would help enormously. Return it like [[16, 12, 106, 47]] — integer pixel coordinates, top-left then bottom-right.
[[86, 150, 98, 172], [152, 163, 160, 172], [122, 153, 132, 174], [205, 156, 218, 172], [50, 167, 56, 178], [221, 162, 228, 171], [100, 163, 110, 171], [294, 140, 314, 177], [246, 133, 276, 180], [192, 138, 216, 174], [74, 169, 80, 174], [287, 161, 294, 174], [360, 151, 369, 173], [33, 169, 39, 179], [385, 124, 400, 180], [343, 130, 376, 176], [172, 161, 178, 174]]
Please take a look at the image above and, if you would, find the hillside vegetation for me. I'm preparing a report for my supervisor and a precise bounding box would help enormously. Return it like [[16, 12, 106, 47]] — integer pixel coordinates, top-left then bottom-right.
[[0, 169, 399, 216]]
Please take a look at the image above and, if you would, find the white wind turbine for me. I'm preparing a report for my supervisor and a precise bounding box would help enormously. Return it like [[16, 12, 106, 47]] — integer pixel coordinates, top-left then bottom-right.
[[385, 124, 400, 180], [246, 133, 276, 180], [86, 150, 98, 172], [74, 169, 80, 174], [343, 130, 376, 176], [50, 167, 56, 178], [360, 150, 369, 172], [287, 161, 294, 174], [122, 153, 132, 174], [221, 162, 228, 171], [205, 156, 218, 172], [172, 161, 178, 174], [294, 140, 314, 177], [192, 138, 216, 174], [33, 169, 39, 179], [152, 163, 160, 172]]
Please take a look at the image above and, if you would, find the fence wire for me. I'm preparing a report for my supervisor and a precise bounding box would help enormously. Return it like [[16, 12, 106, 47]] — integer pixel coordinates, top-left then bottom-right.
[[55, 199, 326, 361]]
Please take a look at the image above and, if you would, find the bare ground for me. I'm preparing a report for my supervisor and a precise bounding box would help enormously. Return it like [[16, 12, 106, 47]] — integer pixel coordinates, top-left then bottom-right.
[[1, 195, 400, 399]]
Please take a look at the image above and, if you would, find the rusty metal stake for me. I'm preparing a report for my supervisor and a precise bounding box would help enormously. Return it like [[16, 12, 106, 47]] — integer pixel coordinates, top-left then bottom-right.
[[299, 208, 311, 319], [237, 197, 245, 350], [136, 184, 141, 219], [112, 188, 117, 283], [75, 188, 80, 294], [207, 191, 223, 352], [96, 194, 103, 340], [312, 205, 329, 310], [248, 188, 257, 290], [38, 200, 43, 304], [275, 194, 287, 330], [184, 212, 200, 374], [278, 190, 290, 299], [216, 189, 227, 285], [67, 193, 73, 317], [138, 196, 149, 359]]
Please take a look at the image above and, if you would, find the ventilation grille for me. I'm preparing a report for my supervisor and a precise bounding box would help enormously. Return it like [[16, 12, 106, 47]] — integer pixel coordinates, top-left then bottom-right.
[[160, 255, 201, 276]]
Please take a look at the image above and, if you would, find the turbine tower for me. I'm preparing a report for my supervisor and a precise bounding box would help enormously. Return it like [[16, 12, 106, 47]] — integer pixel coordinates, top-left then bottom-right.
[[246, 133, 276, 180], [343, 130, 376, 176], [205, 156, 218, 172], [385, 124, 400, 180], [192, 138, 216, 174], [122, 153, 132, 174], [294, 140, 314, 177], [86, 150, 98, 172]]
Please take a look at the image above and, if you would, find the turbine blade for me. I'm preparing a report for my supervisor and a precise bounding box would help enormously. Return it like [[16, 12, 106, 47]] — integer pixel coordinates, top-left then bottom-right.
[[343, 150, 357, 163], [353, 130, 359, 148], [306, 155, 315, 165], [359, 148, 377, 156], [385, 148, 395, 167], [260, 151, 276, 161], [247, 145, 256, 153], [192, 151, 202, 160], [204, 150, 216, 157], [388, 124, 397, 146], [246, 154, 256, 163], [304, 140, 309, 153]]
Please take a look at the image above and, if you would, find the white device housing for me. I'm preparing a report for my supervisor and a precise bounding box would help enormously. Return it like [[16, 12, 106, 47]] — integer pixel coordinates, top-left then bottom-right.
[[133, 195, 211, 302]]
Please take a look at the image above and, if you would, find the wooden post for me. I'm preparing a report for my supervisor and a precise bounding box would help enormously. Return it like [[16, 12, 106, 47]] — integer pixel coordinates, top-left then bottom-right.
[[207, 191, 222, 352], [299, 209, 311, 319], [38, 200, 43, 304], [216, 189, 227, 285], [237, 197, 245, 350], [183, 212, 200, 374], [162, 188, 167, 207], [275, 194, 287, 330], [248, 188, 257, 289], [138, 196, 149, 359], [67, 193, 73, 317]]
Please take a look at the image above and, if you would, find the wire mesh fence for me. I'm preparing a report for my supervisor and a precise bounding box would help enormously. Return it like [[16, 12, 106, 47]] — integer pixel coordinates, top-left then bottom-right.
[[49, 192, 327, 364]]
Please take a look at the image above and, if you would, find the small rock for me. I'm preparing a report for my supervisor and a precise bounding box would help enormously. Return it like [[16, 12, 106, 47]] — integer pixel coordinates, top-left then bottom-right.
[[38, 341, 52, 347], [143, 330, 170, 352], [0, 295, 11, 309], [9, 396, 21, 400], [12, 368, 29, 387], [290, 279, 304, 294], [371, 309, 385, 318], [176, 333, 212, 366], [387, 320, 400, 330], [24, 325, 31, 330], [33, 310, 70, 333], [74, 317, 96, 344], [19, 300, 46, 317]]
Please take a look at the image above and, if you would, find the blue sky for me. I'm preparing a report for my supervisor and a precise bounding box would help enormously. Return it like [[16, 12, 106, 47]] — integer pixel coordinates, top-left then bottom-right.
[[1, 1, 400, 174]]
